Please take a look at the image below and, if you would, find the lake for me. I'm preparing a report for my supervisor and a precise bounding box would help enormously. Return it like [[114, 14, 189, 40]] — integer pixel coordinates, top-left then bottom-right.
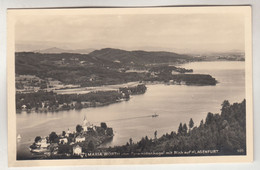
[[16, 61, 245, 159]]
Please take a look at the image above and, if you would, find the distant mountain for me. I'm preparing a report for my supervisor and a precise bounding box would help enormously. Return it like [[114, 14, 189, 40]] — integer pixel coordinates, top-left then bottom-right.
[[88, 48, 193, 65], [38, 47, 67, 54], [38, 47, 95, 54]]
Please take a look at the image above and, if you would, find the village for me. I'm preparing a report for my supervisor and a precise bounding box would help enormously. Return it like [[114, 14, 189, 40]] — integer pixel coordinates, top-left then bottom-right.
[[29, 116, 114, 158]]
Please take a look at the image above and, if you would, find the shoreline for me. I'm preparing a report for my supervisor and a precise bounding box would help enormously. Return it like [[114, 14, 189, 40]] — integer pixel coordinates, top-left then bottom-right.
[[16, 75, 217, 114], [16, 84, 147, 113]]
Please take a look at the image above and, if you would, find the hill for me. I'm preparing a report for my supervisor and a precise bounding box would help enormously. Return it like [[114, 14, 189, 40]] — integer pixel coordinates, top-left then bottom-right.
[[88, 48, 194, 65], [38, 47, 95, 54], [15, 48, 201, 87]]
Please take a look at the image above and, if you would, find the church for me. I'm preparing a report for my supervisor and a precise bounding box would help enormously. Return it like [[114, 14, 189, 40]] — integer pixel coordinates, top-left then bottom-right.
[[82, 115, 94, 131]]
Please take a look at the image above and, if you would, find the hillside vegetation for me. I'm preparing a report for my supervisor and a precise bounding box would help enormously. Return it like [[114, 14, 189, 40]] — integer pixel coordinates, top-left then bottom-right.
[[15, 48, 199, 87]]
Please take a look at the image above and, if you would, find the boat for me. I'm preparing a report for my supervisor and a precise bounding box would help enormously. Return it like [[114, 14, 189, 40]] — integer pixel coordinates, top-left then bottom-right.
[[17, 134, 21, 139], [152, 113, 159, 118]]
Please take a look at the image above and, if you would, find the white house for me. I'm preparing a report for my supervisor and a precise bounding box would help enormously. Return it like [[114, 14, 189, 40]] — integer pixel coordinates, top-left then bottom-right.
[[21, 105, 27, 109], [73, 145, 82, 155], [59, 138, 68, 144], [113, 60, 121, 63], [75, 136, 85, 143], [65, 129, 71, 137], [36, 137, 50, 148]]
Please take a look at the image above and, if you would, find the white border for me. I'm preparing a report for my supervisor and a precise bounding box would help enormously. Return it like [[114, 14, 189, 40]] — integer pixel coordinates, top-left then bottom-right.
[[1, 1, 260, 170]]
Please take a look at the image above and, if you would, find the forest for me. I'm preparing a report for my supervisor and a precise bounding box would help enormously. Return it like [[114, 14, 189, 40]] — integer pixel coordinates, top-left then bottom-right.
[[15, 49, 205, 87], [16, 84, 147, 112]]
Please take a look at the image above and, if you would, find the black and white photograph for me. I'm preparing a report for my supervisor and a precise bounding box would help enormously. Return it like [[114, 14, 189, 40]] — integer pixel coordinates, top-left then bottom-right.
[[7, 6, 253, 166]]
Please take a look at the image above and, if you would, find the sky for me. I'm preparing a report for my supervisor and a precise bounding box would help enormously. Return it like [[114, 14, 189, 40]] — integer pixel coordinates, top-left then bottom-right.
[[15, 11, 245, 54]]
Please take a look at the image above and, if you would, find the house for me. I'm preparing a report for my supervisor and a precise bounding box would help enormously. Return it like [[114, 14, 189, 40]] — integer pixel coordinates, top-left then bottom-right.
[[73, 145, 82, 155], [21, 105, 27, 109], [180, 81, 186, 85], [89, 75, 97, 82], [59, 138, 68, 144], [113, 60, 121, 63], [36, 137, 50, 148], [65, 129, 71, 137], [75, 136, 85, 143]]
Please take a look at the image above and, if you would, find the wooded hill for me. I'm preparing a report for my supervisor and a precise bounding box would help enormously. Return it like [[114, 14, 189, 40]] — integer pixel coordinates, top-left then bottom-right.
[[88, 48, 194, 65], [15, 48, 200, 87]]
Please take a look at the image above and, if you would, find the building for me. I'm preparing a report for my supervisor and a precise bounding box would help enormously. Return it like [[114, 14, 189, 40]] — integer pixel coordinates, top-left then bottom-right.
[[82, 115, 91, 131], [65, 128, 71, 137], [75, 136, 85, 143], [59, 138, 68, 144], [73, 145, 82, 155], [113, 60, 121, 63], [21, 105, 27, 109], [36, 137, 50, 148]]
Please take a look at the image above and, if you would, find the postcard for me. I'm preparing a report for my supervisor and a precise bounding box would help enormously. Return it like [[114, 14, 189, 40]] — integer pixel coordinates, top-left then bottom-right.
[[7, 6, 253, 167]]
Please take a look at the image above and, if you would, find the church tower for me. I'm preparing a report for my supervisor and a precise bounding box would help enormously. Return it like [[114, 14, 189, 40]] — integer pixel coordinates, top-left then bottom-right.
[[83, 115, 90, 131]]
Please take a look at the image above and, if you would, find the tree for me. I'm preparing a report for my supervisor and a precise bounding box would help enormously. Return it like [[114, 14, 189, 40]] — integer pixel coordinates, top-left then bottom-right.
[[164, 142, 171, 152], [206, 112, 214, 125], [183, 123, 188, 134], [221, 100, 230, 111], [154, 130, 157, 139], [221, 100, 230, 119], [62, 131, 66, 137], [49, 132, 58, 143], [178, 123, 183, 134], [58, 144, 71, 154], [199, 120, 204, 128], [101, 122, 107, 130], [34, 136, 41, 143], [87, 141, 95, 152], [189, 118, 194, 130], [129, 138, 133, 145], [106, 127, 113, 136], [75, 101, 83, 110], [76, 124, 83, 133]]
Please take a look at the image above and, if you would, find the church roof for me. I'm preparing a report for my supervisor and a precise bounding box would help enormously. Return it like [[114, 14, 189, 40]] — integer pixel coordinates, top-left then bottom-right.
[[83, 115, 91, 127]]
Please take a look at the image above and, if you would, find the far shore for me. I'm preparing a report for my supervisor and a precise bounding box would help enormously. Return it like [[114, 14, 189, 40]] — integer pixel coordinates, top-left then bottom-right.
[[54, 81, 140, 95]]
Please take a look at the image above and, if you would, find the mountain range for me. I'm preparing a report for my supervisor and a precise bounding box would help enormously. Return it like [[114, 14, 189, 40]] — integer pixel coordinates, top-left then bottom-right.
[[33, 47, 95, 54]]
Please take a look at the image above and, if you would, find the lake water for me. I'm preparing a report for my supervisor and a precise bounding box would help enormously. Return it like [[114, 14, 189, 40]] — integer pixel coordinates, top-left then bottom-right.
[[16, 61, 245, 159]]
